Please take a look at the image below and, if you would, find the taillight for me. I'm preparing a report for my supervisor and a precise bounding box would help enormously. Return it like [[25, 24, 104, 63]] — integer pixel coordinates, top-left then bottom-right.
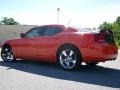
[[94, 33, 115, 43], [94, 34, 106, 43]]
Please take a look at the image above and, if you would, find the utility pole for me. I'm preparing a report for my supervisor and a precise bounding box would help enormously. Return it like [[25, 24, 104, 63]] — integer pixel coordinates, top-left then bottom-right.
[[57, 8, 60, 24]]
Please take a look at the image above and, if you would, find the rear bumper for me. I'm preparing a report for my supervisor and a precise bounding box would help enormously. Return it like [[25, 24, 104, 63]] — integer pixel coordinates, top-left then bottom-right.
[[82, 43, 118, 62], [101, 54, 117, 61], [100, 43, 118, 60]]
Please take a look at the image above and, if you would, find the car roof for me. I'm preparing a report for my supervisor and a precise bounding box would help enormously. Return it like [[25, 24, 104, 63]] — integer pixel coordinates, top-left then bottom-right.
[[37, 24, 66, 29]]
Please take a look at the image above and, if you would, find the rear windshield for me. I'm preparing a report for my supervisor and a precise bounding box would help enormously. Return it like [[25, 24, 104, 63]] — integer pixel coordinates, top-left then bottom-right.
[[71, 26, 100, 33], [78, 28, 92, 32]]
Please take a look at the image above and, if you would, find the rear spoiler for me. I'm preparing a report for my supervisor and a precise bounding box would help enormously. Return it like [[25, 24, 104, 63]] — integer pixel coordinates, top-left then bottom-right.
[[100, 29, 113, 36]]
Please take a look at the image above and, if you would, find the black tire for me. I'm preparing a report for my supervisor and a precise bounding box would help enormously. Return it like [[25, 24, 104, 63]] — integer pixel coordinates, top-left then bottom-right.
[[1, 46, 16, 62], [86, 62, 98, 66], [57, 46, 82, 71]]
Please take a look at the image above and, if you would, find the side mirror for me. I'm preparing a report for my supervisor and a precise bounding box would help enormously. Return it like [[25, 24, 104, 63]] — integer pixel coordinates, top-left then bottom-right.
[[20, 33, 25, 38]]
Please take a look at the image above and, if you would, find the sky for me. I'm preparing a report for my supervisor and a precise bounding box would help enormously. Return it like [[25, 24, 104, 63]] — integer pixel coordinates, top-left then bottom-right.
[[0, 0, 120, 28]]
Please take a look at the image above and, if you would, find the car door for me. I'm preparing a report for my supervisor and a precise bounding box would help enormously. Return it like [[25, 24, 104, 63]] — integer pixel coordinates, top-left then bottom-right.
[[35, 26, 63, 61], [14, 27, 41, 60]]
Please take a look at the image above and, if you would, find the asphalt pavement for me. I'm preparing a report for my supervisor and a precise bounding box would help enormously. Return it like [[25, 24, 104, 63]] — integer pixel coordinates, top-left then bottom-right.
[[0, 49, 120, 90]]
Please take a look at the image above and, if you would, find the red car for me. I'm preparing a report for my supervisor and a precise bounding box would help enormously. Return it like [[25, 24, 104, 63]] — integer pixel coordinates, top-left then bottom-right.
[[1, 25, 118, 70]]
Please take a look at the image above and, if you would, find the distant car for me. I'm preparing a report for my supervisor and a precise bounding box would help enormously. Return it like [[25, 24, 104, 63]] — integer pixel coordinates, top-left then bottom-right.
[[1, 25, 118, 70]]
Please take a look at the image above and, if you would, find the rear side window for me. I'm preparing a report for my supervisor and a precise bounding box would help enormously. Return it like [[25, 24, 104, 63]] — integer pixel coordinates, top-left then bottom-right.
[[43, 27, 62, 36]]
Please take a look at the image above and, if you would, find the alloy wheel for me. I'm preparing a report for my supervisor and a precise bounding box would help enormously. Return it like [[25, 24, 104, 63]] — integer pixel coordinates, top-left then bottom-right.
[[1, 47, 15, 62], [59, 49, 77, 69]]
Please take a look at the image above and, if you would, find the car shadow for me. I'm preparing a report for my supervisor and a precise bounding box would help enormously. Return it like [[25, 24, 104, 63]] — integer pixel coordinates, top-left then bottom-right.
[[0, 60, 120, 88]]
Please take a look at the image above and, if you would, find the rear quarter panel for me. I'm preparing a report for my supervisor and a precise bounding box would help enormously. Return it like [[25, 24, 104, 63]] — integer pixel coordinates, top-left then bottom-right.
[[55, 31, 95, 62]]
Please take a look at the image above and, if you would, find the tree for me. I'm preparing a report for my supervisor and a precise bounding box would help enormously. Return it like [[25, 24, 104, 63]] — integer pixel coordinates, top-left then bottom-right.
[[98, 22, 112, 30], [115, 16, 120, 26], [0, 17, 20, 25], [98, 16, 120, 46]]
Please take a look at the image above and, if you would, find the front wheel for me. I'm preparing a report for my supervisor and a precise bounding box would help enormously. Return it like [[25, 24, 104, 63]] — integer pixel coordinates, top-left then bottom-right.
[[1, 46, 16, 62], [57, 46, 82, 71]]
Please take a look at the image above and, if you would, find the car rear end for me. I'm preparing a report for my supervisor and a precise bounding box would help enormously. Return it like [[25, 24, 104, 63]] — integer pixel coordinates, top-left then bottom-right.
[[66, 27, 118, 63], [91, 29, 118, 62]]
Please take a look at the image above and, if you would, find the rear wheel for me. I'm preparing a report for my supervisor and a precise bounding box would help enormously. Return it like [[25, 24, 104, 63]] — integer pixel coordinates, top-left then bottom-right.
[[1, 46, 16, 62], [57, 46, 82, 71]]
